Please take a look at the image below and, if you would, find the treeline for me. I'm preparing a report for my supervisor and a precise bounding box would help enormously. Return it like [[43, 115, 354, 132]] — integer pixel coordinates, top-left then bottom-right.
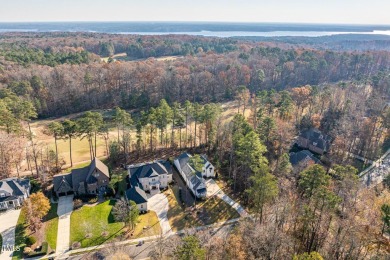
[[0, 32, 238, 59], [0, 44, 92, 66], [2, 44, 390, 118]]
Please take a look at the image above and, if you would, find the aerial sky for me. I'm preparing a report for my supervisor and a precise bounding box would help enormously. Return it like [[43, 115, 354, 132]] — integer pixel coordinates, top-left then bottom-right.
[[0, 0, 389, 25]]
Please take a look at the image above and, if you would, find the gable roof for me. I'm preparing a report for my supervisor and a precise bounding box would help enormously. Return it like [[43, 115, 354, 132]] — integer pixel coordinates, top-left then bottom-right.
[[87, 158, 110, 180], [175, 152, 206, 191], [129, 160, 172, 179], [53, 173, 73, 193], [53, 157, 109, 193], [125, 186, 148, 204], [290, 150, 321, 166], [0, 178, 30, 197]]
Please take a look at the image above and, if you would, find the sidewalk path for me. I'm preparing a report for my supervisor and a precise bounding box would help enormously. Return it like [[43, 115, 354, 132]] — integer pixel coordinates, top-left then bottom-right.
[[206, 179, 248, 217], [147, 193, 172, 236], [56, 195, 73, 255], [0, 209, 21, 260]]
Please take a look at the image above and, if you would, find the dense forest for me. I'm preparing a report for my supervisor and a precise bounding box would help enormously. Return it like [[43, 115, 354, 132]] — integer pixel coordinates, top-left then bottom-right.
[[0, 32, 389, 259], [0, 33, 389, 119]]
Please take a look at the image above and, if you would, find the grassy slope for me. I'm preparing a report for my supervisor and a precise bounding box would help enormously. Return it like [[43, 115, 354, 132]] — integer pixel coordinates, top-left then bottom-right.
[[70, 200, 161, 248], [70, 200, 125, 248], [43, 204, 58, 250], [12, 211, 27, 260]]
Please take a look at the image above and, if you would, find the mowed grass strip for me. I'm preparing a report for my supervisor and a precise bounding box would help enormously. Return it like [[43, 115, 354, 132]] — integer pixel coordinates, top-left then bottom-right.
[[43, 203, 59, 250], [12, 211, 27, 260], [70, 200, 125, 248]]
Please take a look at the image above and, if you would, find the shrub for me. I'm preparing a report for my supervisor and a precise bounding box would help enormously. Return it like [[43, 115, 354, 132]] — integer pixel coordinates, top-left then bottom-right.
[[72, 241, 81, 249], [28, 242, 48, 257], [25, 236, 37, 246], [88, 197, 98, 204], [23, 247, 32, 255], [73, 199, 83, 210], [74, 194, 97, 202]]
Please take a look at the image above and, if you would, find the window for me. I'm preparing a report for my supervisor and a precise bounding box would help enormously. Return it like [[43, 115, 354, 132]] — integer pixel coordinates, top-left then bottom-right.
[[141, 205, 143, 208], [0, 193, 5, 197]]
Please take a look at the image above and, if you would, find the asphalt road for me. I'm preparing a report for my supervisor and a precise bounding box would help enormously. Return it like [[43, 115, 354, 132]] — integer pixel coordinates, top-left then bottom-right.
[[68, 222, 235, 260]]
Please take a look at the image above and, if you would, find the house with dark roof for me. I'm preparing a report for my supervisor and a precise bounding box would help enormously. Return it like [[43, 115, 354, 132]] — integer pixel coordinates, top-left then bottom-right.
[[174, 153, 212, 198], [296, 128, 331, 155], [290, 150, 321, 168], [127, 160, 173, 196], [53, 158, 110, 197], [0, 178, 30, 211], [125, 186, 148, 212]]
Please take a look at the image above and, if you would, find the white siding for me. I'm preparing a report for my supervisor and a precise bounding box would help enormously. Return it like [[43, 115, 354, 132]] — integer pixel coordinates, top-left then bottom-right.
[[137, 202, 148, 212]]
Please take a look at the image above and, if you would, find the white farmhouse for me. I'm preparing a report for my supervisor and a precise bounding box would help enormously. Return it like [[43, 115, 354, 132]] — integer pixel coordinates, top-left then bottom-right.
[[174, 153, 214, 198]]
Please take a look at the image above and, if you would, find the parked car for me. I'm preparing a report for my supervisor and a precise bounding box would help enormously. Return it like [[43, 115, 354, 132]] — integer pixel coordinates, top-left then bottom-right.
[[136, 240, 145, 247]]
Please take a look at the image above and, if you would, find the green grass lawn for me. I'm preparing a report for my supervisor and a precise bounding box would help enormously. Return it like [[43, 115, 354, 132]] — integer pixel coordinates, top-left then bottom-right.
[[43, 204, 58, 250], [12, 211, 27, 260], [70, 200, 125, 248], [70, 200, 161, 248]]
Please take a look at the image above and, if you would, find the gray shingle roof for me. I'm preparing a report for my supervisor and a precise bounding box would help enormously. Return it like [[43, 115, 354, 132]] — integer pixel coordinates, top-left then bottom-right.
[[0, 178, 30, 198], [125, 186, 148, 204], [53, 173, 73, 193], [290, 150, 320, 166], [300, 128, 331, 151], [53, 157, 109, 194], [129, 160, 172, 180]]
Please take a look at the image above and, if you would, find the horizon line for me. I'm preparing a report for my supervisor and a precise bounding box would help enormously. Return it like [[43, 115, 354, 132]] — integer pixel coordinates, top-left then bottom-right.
[[0, 21, 390, 27]]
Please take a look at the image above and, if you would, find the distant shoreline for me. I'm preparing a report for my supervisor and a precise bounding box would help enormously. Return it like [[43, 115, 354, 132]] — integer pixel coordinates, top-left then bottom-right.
[[1, 22, 390, 37]]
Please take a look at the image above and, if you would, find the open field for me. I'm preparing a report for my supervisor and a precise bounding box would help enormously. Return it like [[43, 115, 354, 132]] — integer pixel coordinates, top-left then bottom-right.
[[23, 101, 244, 174]]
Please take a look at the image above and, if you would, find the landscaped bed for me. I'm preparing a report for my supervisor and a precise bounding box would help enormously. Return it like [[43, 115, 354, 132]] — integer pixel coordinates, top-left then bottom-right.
[[12, 203, 58, 260]]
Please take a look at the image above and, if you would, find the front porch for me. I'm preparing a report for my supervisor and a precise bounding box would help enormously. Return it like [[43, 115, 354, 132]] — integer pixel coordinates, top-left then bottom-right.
[[0, 197, 22, 210]]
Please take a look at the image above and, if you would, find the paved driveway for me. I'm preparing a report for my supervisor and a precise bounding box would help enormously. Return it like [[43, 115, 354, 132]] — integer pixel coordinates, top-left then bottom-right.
[[0, 209, 21, 260], [56, 195, 73, 254], [147, 193, 172, 236], [206, 179, 248, 217]]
